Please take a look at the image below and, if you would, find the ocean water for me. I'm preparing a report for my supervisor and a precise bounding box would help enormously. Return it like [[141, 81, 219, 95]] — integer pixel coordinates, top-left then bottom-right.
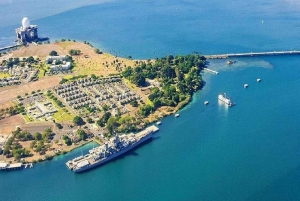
[[1, 0, 300, 201]]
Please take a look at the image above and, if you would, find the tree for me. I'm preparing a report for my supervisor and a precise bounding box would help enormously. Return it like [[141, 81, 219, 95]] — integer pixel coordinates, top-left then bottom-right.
[[102, 105, 109, 112], [69, 49, 81, 56], [73, 116, 84, 126], [62, 135, 72, 146], [130, 100, 138, 107], [131, 73, 145, 87], [42, 128, 52, 140], [56, 123, 63, 129], [49, 50, 58, 56], [94, 48, 102, 54], [107, 117, 119, 134], [77, 129, 87, 141], [122, 66, 133, 78], [87, 118, 94, 123], [91, 74, 97, 80], [26, 56, 35, 63], [33, 132, 43, 141], [30, 140, 37, 149]]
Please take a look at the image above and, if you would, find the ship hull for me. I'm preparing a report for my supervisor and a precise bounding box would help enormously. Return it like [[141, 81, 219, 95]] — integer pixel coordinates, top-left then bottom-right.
[[74, 133, 152, 173]]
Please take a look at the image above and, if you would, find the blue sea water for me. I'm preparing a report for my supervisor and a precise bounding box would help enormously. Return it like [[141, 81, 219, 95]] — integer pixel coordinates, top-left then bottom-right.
[[1, 0, 300, 200]]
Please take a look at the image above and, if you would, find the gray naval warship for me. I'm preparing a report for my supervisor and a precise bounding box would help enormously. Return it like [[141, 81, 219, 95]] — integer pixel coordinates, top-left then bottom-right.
[[66, 125, 158, 173]]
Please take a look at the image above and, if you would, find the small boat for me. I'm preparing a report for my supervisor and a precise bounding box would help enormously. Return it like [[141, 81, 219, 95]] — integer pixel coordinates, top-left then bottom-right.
[[227, 60, 236, 65], [257, 78, 261, 82], [204, 101, 209, 105], [156, 121, 161, 125], [175, 113, 179, 118], [244, 84, 248, 88], [227, 60, 234, 65]]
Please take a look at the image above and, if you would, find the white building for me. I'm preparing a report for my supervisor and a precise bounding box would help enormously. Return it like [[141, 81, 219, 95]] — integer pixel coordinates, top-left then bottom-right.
[[15, 17, 38, 43]]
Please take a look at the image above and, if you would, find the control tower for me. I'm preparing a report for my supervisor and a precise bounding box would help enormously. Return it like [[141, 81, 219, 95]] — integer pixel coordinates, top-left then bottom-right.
[[15, 17, 38, 43]]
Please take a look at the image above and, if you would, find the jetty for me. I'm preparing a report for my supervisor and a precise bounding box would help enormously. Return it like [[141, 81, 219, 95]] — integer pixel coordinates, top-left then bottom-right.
[[204, 50, 300, 59], [0, 44, 20, 52], [202, 68, 219, 74]]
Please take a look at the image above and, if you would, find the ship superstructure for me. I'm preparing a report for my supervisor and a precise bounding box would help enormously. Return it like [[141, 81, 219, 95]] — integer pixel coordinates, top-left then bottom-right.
[[66, 125, 158, 173]]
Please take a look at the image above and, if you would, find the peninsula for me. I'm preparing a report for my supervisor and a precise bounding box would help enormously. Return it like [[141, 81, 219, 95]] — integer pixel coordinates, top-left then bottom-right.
[[0, 38, 205, 165]]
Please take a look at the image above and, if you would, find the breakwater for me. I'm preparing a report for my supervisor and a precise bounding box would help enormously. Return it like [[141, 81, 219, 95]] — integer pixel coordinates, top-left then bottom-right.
[[204, 50, 300, 59], [0, 44, 19, 52]]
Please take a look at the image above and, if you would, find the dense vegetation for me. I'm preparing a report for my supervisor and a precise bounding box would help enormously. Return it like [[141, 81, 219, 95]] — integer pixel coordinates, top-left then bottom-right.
[[69, 49, 81, 56], [73, 116, 85, 126], [123, 53, 206, 116], [96, 54, 206, 136], [1, 56, 37, 67], [2, 127, 53, 159], [0, 103, 26, 119]]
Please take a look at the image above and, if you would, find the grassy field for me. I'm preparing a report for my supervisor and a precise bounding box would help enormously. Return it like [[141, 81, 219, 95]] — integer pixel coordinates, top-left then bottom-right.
[[23, 114, 33, 123], [123, 78, 138, 90], [63, 74, 73, 79], [37, 68, 45, 79], [0, 73, 10, 79], [52, 108, 75, 122]]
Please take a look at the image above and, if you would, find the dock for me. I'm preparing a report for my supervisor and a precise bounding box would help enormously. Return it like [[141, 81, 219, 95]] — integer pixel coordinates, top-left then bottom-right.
[[0, 44, 20, 52], [202, 68, 219, 74], [136, 125, 159, 137], [0, 162, 22, 170], [204, 50, 300, 59], [0, 161, 33, 171]]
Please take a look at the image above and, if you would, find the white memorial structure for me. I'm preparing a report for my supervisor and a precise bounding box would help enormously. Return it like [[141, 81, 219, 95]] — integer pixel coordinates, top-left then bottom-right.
[[15, 17, 38, 43]]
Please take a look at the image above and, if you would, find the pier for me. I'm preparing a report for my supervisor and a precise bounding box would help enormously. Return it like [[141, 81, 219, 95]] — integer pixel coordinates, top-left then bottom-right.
[[0, 161, 33, 171], [204, 50, 300, 59], [202, 68, 219, 74], [0, 162, 22, 170], [0, 44, 20, 52]]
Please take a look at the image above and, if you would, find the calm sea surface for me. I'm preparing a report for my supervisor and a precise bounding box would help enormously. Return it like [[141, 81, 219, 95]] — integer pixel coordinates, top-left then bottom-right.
[[1, 0, 300, 200]]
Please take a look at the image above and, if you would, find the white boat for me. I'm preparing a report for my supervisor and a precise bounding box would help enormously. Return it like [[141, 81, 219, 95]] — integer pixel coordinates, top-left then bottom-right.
[[204, 101, 209, 105], [244, 84, 248, 88], [156, 121, 161, 125], [218, 93, 234, 106], [257, 78, 261, 82], [175, 113, 179, 118]]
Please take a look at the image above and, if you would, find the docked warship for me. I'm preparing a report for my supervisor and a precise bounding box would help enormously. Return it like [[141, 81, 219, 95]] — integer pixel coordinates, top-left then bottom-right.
[[66, 125, 158, 173]]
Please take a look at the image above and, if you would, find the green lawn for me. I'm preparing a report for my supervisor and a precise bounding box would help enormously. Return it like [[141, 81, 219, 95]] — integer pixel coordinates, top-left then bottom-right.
[[37, 68, 45, 78], [63, 75, 73, 80], [52, 110, 75, 122], [23, 114, 34, 122], [46, 97, 75, 122]]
